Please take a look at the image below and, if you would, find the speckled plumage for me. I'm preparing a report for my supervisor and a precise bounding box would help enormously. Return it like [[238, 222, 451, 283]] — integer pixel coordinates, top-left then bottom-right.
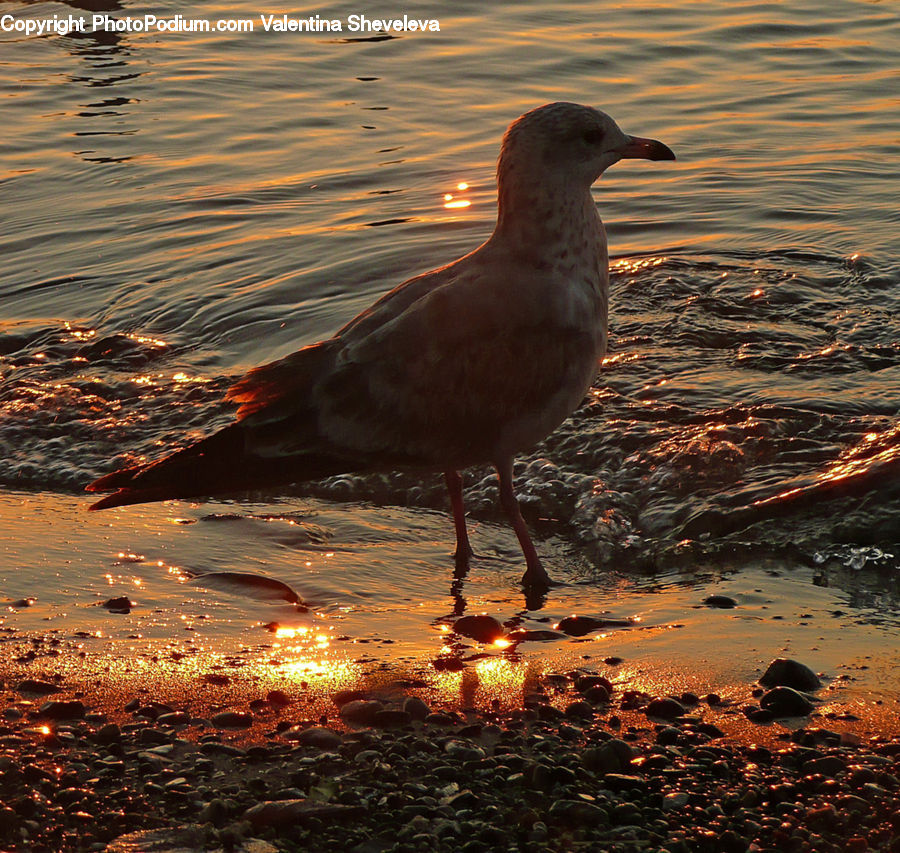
[[87, 102, 675, 592]]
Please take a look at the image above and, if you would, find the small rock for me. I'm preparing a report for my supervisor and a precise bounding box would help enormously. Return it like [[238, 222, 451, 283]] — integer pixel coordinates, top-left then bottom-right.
[[556, 615, 605, 636], [156, 712, 191, 726], [243, 799, 363, 829], [267, 690, 291, 707], [802, 755, 847, 777], [39, 700, 85, 720], [16, 679, 61, 696], [504, 629, 567, 642], [340, 699, 382, 726], [95, 723, 121, 744], [199, 798, 229, 827], [290, 726, 342, 750], [662, 792, 690, 812], [374, 709, 411, 728], [548, 799, 608, 826], [564, 700, 593, 719], [759, 686, 815, 717], [574, 675, 613, 695], [445, 789, 480, 810], [453, 614, 504, 643], [583, 685, 611, 704], [602, 773, 647, 792], [704, 595, 737, 608], [424, 712, 456, 725], [582, 739, 633, 774], [759, 658, 822, 691], [445, 740, 485, 762], [433, 656, 465, 671], [402, 696, 430, 720], [211, 711, 253, 728], [102, 596, 133, 613], [332, 689, 367, 707], [645, 698, 686, 721]]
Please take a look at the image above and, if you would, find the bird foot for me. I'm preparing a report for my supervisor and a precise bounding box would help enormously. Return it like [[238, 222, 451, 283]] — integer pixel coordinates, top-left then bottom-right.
[[520, 565, 560, 610]]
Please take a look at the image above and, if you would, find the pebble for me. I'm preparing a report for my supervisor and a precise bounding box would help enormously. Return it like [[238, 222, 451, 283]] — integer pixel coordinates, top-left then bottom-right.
[[39, 700, 86, 720], [453, 615, 505, 643], [759, 686, 815, 717], [16, 678, 62, 695], [759, 658, 822, 691], [243, 799, 364, 828], [645, 697, 686, 720], [662, 791, 690, 811], [703, 595, 737, 608], [290, 726, 343, 749], [402, 696, 430, 720], [340, 699, 383, 726]]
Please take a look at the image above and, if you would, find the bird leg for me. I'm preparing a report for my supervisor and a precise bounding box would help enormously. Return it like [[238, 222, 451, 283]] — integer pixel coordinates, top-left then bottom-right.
[[444, 470, 473, 569], [495, 459, 554, 590]]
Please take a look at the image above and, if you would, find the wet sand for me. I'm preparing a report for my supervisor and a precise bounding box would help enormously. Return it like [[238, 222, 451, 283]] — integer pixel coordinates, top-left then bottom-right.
[[2, 491, 900, 849], [2, 639, 900, 852]]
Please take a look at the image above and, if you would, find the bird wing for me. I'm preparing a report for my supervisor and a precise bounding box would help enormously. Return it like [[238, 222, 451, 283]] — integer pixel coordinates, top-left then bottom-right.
[[318, 253, 601, 466], [224, 247, 600, 468]]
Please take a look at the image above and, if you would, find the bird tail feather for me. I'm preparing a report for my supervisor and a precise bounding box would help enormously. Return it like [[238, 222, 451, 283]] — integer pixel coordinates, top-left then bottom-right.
[[86, 422, 354, 511]]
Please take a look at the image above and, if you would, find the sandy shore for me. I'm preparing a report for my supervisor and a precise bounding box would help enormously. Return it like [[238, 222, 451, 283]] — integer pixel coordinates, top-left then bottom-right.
[[2, 646, 900, 853]]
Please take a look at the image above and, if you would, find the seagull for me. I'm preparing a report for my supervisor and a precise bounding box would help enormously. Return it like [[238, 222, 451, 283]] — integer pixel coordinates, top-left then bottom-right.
[[86, 102, 674, 592]]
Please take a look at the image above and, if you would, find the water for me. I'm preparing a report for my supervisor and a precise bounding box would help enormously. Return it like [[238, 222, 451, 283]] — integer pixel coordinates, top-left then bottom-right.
[[1, 0, 898, 719]]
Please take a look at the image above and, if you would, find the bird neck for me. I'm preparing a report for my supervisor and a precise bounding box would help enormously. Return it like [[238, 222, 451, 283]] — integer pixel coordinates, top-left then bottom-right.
[[493, 173, 604, 270]]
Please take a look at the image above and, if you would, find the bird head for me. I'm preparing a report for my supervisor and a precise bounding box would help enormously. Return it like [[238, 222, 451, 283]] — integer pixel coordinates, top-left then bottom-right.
[[498, 102, 675, 188]]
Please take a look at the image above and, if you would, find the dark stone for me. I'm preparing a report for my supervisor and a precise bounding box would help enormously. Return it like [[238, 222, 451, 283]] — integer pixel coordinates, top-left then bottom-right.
[[16, 679, 62, 696], [102, 596, 133, 613], [291, 726, 343, 749], [602, 773, 647, 792], [199, 742, 245, 757], [210, 711, 253, 728], [340, 700, 383, 726], [39, 700, 86, 720], [374, 709, 411, 729], [802, 756, 847, 777], [433, 656, 465, 672], [446, 789, 480, 810], [574, 675, 613, 695], [555, 615, 606, 636], [564, 700, 593, 719], [583, 685, 611, 704], [402, 696, 430, 720], [333, 689, 368, 707], [760, 686, 815, 717], [95, 723, 121, 744], [744, 706, 775, 723], [760, 658, 822, 691], [582, 739, 633, 774], [267, 690, 291, 707], [453, 615, 504, 643], [243, 799, 364, 828], [156, 712, 190, 726], [645, 698, 686, 721], [548, 799, 608, 826], [505, 629, 567, 642], [704, 595, 737, 608]]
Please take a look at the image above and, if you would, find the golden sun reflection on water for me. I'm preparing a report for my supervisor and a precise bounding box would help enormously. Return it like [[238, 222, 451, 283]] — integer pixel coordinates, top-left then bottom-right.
[[443, 180, 472, 209]]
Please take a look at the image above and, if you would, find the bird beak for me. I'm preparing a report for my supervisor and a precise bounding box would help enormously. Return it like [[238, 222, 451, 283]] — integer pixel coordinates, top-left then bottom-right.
[[616, 135, 676, 161]]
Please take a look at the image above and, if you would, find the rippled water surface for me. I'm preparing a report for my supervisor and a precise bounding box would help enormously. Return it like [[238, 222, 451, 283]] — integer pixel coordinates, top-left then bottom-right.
[[1, 0, 898, 712]]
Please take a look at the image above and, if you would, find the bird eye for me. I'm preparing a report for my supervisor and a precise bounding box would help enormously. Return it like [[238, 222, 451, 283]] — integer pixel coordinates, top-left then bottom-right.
[[583, 128, 605, 146]]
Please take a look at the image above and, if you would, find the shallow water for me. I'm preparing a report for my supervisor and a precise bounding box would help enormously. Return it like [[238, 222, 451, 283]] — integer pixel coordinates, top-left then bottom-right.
[[1, 0, 898, 722]]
